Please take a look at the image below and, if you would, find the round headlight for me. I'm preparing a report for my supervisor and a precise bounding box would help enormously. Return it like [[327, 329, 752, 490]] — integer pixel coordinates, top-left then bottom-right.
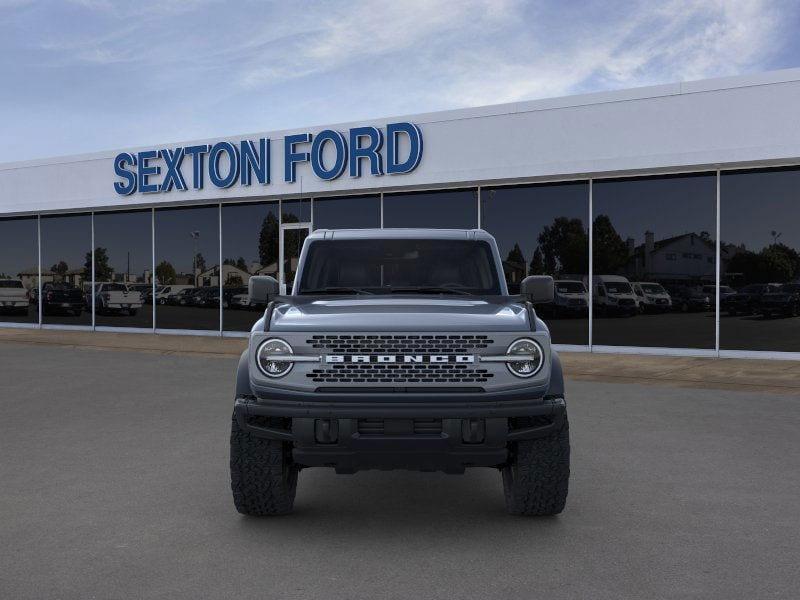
[[506, 338, 544, 378], [256, 338, 293, 378]]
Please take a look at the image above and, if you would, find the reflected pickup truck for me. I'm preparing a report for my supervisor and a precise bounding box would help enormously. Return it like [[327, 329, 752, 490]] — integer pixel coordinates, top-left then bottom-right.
[[230, 229, 569, 516]]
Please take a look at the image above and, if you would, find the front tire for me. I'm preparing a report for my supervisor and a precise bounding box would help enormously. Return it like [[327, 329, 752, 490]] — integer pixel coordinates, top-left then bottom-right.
[[502, 416, 570, 516], [230, 413, 298, 516]]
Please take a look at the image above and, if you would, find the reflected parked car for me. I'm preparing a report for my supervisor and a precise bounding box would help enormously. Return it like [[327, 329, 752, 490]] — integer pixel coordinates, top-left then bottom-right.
[[230, 292, 251, 310], [702, 285, 736, 303], [722, 283, 781, 316], [0, 279, 31, 315], [42, 282, 84, 315], [169, 288, 197, 306], [187, 287, 220, 308], [758, 283, 800, 318], [591, 275, 638, 316], [632, 282, 672, 313], [89, 282, 143, 315], [668, 286, 711, 312], [157, 285, 194, 305], [549, 280, 588, 317], [222, 286, 247, 309], [126, 283, 155, 305]]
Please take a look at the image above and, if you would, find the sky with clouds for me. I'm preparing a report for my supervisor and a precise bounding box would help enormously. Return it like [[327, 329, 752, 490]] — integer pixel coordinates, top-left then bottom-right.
[[1, 0, 798, 162]]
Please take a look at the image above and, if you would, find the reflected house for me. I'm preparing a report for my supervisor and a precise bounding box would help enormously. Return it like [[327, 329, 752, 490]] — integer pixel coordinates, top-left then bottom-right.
[[627, 231, 715, 285], [16, 267, 41, 291]]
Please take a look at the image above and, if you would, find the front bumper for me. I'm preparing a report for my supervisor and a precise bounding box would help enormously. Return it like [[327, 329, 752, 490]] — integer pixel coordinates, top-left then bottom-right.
[[234, 395, 566, 473]]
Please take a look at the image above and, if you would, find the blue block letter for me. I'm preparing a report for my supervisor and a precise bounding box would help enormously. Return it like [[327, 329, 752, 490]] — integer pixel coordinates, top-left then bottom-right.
[[284, 133, 311, 183], [349, 127, 384, 177], [386, 122, 423, 175], [240, 139, 270, 186], [113, 152, 137, 195], [311, 130, 347, 181]]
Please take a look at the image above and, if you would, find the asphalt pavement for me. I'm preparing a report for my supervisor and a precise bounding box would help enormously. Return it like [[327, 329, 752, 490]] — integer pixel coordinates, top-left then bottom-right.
[[0, 342, 798, 599]]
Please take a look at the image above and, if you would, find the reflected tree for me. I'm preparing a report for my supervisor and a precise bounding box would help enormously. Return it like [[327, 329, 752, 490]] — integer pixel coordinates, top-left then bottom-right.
[[50, 261, 68, 277], [258, 213, 279, 268], [84, 247, 113, 283], [537, 217, 588, 275], [156, 261, 177, 284], [528, 246, 546, 275], [592, 215, 629, 274]]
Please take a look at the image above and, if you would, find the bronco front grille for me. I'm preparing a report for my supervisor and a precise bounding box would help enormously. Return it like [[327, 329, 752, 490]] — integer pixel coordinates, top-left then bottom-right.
[[305, 334, 495, 384], [307, 334, 493, 353]]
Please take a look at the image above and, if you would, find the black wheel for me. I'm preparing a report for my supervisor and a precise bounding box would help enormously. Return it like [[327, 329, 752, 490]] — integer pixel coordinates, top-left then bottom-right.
[[230, 413, 298, 516], [502, 416, 570, 516], [128, 308, 137, 316]]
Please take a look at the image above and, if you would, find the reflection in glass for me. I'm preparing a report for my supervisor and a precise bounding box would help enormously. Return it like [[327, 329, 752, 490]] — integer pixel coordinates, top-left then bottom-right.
[[281, 198, 311, 224], [313, 195, 380, 230], [155, 206, 219, 331], [481, 182, 589, 345], [592, 174, 717, 349], [221, 202, 279, 332], [721, 168, 800, 352], [0, 217, 39, 324], [40, 213, 92, 326], [383, 189, 478, 229], [93, 210, 153, 329]]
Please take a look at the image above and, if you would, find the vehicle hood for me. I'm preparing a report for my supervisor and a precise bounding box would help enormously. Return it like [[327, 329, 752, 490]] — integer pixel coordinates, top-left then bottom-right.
[[269, 295, 531, 332]]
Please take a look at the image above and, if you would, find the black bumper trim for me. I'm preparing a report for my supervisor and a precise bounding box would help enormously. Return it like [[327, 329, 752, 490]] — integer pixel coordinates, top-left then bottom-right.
[[234, 395, 565, 425]]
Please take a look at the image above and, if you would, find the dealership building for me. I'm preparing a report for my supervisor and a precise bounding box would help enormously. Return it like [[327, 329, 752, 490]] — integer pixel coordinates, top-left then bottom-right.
[[1, 68, 799, 359]]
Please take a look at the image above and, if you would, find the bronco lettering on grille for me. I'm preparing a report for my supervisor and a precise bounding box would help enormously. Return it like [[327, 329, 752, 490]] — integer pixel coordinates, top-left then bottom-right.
[[325, 354, 475, 364]]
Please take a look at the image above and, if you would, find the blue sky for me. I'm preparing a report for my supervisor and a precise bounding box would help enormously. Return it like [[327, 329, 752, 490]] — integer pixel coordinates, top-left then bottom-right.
[[1, 0, 798, 163]]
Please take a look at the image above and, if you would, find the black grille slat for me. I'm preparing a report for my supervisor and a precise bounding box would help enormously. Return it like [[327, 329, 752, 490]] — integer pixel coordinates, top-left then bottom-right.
[[357, 418, 443, 436], [306, 334, 495, 384]]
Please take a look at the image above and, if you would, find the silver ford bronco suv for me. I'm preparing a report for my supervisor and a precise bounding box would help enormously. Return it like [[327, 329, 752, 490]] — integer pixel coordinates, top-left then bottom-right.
[[231, 229, 569, 516]]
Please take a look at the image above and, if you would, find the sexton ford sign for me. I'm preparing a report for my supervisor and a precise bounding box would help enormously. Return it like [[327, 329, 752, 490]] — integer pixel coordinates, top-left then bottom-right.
[[112, 122, 423, 196]]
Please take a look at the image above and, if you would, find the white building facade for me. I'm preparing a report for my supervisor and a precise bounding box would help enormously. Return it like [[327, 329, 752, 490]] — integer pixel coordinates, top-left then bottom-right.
[[1, 69, 800, 358]]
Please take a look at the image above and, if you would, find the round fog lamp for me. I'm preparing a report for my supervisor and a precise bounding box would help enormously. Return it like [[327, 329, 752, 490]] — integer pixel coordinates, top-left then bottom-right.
[[506, 338, 544, 378], [256, 338, 294, 378]]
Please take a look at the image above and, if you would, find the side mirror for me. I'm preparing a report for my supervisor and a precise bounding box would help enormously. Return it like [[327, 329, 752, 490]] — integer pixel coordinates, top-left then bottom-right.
[[248, 275, 280, 306], [520, 275, 554, 304]]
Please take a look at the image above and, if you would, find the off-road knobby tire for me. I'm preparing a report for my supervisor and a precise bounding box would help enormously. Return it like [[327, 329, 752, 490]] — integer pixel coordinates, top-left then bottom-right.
[[230, 413, 298, 516], [502, 416, 570, 516]]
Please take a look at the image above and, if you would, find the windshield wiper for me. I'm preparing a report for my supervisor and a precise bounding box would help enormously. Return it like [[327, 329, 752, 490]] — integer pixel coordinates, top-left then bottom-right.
[[300, 286, 374, 295], [387, 286, 473, 296]]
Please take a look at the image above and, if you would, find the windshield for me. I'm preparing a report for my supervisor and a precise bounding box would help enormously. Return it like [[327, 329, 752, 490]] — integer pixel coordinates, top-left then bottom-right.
[[0, 280, 23, 288], [298, 239, 502, 295], [99, 283, 127, 291], [605, 282, 632, 294], [556, 282, 585, 294], [640, 283, 665, 294]]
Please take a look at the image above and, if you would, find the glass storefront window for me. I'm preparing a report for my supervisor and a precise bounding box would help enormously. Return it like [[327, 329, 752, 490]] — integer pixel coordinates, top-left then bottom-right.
[[92, 210, 153, 329], [0, 217, 38, 324], [481, 182, 589, 346], [40, 213, 92, 326], [721, 167, 800, 352], [155, 205, 220, 331], [281, 198, 311, 224], [313, 195, 380, 230], [383, 189, 478, 229], [221, 201, 279, 332], [592, 173, 717, 349]]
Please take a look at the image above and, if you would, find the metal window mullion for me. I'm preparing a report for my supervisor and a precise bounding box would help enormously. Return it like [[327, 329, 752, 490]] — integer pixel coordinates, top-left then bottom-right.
[[310, 197, 314, 230], [715, 170, 721, 356], [380, 192, 384, 228], [151, 208, 156, 332], [278, 199, 284, 289], [476, 186, 481, 229], [37, 214, 42, 327], [91, 213, 95, 330], [588, 179, 593, 352], [218, 202, 223, 336]]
